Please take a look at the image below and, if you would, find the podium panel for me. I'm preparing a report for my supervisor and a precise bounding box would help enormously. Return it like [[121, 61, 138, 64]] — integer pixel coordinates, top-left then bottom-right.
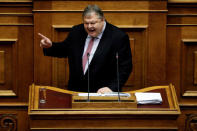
[[28, 84, 180, 130]]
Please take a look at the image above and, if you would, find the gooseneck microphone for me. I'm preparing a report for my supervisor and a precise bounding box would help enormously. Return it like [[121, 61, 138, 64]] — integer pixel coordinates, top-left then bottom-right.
[[116, 52, 121, 102], [87, 53, 90, 102]]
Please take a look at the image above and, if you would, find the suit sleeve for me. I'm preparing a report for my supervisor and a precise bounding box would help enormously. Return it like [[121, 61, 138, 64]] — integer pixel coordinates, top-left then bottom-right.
[[108, 34, 132, 92], [43, 27, 74, 58]]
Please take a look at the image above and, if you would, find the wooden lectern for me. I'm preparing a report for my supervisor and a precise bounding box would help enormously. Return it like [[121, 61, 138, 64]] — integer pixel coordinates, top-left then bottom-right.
[[28, 84, 181, 130]]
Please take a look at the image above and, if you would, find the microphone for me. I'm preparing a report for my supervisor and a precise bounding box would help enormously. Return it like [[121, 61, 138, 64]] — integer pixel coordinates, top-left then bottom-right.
[[87, 52, 90, 102], [116, 52, 121, 102]]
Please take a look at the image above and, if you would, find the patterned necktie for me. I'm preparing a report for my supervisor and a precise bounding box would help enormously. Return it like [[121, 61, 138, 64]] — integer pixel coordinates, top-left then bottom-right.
[[82, 37, 94, 72]]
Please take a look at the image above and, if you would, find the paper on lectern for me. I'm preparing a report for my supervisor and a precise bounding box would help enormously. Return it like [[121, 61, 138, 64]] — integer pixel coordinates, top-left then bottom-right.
[[135, 92, 162, 104], [78, 92, 131, 97]]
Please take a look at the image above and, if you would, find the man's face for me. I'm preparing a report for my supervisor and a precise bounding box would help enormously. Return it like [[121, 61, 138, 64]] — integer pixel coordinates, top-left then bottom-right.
[[83, 12, 104, 38]]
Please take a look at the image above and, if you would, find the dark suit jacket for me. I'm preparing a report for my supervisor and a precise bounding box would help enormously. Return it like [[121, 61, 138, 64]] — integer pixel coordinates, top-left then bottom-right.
[[44, 22, 132, 92]]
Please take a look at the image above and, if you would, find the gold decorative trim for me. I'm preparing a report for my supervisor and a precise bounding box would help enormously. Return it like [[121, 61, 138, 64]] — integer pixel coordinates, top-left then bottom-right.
[[167, 24, 197, 26], [183, 91, 197, 97], [0, 90, 16, 96], [0, 24, 33, 26], [0, 13, 32, 16], [0, 103, 28, 106], [52, 25, 148, 29], [117, 25, 148, 29], [33, 0, 167, 1], [33, 10, 168, 13], [168, 0, 197, 3], [168, 14, 197, 16], [0, 0, 32, 2], [52, 25, 72, 29], [182, 39, 197, 43], [0, 39, 17, 42], [30, 127, 178, 130], [179, 103, 197, 107]]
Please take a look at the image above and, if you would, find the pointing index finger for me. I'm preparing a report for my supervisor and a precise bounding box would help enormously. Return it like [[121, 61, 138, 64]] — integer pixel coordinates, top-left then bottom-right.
[[38, 33, 47, 39]]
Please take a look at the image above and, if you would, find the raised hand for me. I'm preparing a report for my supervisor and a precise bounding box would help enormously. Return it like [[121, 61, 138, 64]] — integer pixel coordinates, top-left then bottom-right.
[[38, 33, 52, 48]]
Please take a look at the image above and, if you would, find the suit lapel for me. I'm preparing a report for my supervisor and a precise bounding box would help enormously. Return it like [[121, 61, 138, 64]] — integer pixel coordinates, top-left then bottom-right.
[[78, 30, 88, 74], [90, 23, 112, 66]]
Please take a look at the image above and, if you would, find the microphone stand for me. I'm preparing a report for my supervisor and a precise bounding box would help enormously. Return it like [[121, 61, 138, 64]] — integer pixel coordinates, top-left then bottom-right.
[[116, 52, 121, 102], [87, 53, 90, 102]]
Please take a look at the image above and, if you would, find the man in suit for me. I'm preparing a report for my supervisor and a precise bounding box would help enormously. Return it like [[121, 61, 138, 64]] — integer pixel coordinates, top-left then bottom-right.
[[39, 5, 132, 93]]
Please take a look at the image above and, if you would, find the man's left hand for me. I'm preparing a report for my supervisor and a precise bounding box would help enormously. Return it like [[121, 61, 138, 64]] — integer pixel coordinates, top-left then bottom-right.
[[97, 87, 113, 94]]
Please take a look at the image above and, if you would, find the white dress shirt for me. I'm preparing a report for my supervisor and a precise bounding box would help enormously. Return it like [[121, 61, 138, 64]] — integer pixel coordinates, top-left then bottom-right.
[[82, 21, 106, 74]]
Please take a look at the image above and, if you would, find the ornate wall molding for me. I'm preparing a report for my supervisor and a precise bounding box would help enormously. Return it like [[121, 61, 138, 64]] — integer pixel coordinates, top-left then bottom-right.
[[181, 39, 197, 97], [0, 114, 17, 131], [186, 114, 197, 131]]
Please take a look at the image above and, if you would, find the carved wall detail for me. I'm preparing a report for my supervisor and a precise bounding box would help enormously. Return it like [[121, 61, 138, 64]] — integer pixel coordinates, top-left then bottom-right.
[[186, 114, 197, 131], [51, 26, 71, 89], [0, 40, 17, 97], [181, 40, 197, 97], [0, 51, 5, 84], [0, 114, 17, 131], [194, 51, 197, 85]]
